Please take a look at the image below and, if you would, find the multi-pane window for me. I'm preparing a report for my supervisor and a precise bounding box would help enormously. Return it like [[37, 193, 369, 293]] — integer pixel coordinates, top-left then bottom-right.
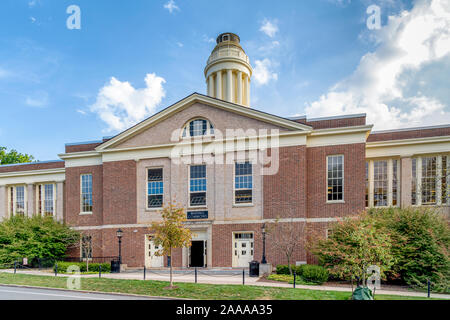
[[9, 185, 26, 216], [81, 174, 93, 213], [327, 155, 344, 201], [421, 157, 437, 205], [190, 165, 207, 206], [235, 162, 253, 204], [148, 168, 163, 208], [38, 183, 55, 217], [373, 160, 388, 207], [411, 155, 448, 206], [392, 160, 398, 206], [182, 119, 214, 137], [365, 162, 369, 207]]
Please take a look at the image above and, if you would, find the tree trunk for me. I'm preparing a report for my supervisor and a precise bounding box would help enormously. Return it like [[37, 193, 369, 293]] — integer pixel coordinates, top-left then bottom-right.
[[169, 246, 173, 288]]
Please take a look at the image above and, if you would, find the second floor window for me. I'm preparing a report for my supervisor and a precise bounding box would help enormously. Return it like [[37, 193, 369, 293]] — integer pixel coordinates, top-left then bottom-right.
[[38, 183, 55, 217], [190, 165, 206, 207], [148, 168, 163, 208], [373, 160, 388, 207], [81, 174, 93, 213], [327, 155, 344, 202], [235, 162, 253, 204], [9, 185, 26, 216], [182, 119, 214, 138]]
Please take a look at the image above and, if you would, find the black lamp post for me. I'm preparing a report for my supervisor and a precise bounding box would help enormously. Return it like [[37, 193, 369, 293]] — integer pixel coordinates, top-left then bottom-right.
[[116, 228, 123, 265], [261, 223, 267, 264]]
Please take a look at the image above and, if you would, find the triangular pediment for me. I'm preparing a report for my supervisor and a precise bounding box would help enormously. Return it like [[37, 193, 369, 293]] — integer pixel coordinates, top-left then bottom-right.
[[96, 93, 312, 151]]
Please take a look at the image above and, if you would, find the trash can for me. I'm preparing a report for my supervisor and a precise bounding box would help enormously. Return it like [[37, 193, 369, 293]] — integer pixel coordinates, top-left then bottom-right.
[[111, 259, 120, 273], [249, 260, 260, 277]]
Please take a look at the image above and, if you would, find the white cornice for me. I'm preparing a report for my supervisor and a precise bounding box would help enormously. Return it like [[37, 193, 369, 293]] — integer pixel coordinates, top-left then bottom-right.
[[366, 135, 450, 148], [0, 168, 65, 178]]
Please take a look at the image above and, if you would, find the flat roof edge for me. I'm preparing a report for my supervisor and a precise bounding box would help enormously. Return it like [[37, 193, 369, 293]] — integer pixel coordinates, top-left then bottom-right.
[[0, 160, 64, 168], [371, 123, 450, 134]]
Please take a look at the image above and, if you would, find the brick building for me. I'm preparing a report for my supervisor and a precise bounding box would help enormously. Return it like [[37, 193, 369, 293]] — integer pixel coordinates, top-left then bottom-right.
[[1, 33, 449, 269]]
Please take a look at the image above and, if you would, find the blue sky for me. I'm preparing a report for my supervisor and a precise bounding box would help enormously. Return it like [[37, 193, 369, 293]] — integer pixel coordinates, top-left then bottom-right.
[[0, 0, 449, 161]]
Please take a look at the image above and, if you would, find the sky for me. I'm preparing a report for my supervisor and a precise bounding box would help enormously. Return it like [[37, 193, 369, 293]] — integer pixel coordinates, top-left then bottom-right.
[[0, 0, 449, 161]]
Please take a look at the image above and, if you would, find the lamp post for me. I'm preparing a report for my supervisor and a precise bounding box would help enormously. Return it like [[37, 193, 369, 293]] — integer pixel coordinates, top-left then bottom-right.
[[261, 223, 267, 264], [116, 228, 123, 265]]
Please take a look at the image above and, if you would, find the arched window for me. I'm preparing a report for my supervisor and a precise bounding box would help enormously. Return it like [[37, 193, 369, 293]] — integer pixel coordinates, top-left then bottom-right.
[[182, 119, 214, 138]]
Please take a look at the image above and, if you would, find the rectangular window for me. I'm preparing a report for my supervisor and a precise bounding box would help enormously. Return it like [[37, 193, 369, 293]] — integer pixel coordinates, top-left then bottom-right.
[[365, 162, 369, 207], [442, 156, 448, 205], [38, 183, 55, 217], [9, 186, 26, 216], [373, 161, 388, 207], [190, 165, 206, 207], [412, 158, 417, 205], [327, 155, 344, 202], [148, 168, 163, 208], [234, 162, 253, 204], [392, 160, 398, 206], [422, 157, 437, 205], [81, 174, 93, 213]]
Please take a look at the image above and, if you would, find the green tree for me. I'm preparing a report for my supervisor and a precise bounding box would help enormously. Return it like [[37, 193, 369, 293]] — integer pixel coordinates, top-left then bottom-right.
[[150, 202, 193, 288], [309, 212, 394, 284], [0, 147, 34, 165], [0, 215, 79, 265]]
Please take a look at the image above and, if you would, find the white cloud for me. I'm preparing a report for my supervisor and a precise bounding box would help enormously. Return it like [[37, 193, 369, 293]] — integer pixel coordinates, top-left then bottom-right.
[[202, 35, 215, 43], [260, 19, 278, 38], [306, 0, 450, 130], [253, 59, 278, 85], [176, 42, 183, 47], [90, 73, 166, 132], [164, 0, 180, 14], [25, 91, 48, 107]]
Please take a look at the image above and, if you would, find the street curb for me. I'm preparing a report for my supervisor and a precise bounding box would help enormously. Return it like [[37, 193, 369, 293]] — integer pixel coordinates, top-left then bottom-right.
[[0, 283, 188, 300]]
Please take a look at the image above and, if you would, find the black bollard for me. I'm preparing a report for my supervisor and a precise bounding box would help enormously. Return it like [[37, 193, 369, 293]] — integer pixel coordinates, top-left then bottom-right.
[[242, 269, 245, 285], [14, 261, 17, 274], [427, 279, 431, 298], [143, 266, 146, 280], [99, 265, 102, 278], [195, 267, 198, 284], [293, 271, 296, 289], [55, 263, 58, 277]]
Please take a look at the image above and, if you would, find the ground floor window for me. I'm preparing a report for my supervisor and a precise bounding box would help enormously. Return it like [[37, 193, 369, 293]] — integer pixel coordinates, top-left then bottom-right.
[[366, 159, 400, 207], [37, 183, 56, 217], [8, 185, 26, 216]]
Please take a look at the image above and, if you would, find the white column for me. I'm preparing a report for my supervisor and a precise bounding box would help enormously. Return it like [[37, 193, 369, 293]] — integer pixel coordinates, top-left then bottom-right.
[[208, 75, 214, 98], [237, 71, 243, 105], [226, 69, 233, 103], [0, 186, 6, 219], [246, 75, 251, 106], [56, 182, 64, 222], [216, 71, 222, 100]]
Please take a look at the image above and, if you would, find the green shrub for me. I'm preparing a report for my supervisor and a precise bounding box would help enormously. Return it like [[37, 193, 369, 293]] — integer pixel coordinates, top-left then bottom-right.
[[54, 261, 111, 273], [276, 264, 302, 275], [298, 264, 329, 284], [0, 215, 79, 265]]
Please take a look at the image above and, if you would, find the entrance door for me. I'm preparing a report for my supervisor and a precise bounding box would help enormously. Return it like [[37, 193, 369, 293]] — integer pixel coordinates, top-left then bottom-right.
[[189, 240, 205, 268], [145, 235, 164, 268], [233, 233, 254, 267]]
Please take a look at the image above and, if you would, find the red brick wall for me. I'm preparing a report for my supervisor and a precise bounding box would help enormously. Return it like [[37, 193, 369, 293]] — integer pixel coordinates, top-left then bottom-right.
[[65, 165, 103, 227], [306, 143, 366, 218], [102, 160, 137, 225], [295, 116, 366, 129], [263, 145, 307, 219], [368, 126, 450, 142], [65, 143, 102, 153], [0, 161, 64, 173]]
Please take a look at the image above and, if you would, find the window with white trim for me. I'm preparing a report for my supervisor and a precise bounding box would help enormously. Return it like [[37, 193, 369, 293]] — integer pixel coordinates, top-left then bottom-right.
[[148, 168, 163, 208], [8, 185, 26, 216], [327, 155, 343, 202], [411, 155, 448, 206], [365, 162, 369, 207], [80, 174, 93, 213], [182, 119, 214, 138], [189, 165, 206, 207], [373, 160, 388, 207], [392, 159, 399, 206], [234, 162, 253, 204], [37, 183, 56, 217]]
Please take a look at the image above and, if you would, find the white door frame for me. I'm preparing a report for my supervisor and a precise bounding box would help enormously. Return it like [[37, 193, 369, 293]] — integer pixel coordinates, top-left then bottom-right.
[[232, 232, 254, 268]]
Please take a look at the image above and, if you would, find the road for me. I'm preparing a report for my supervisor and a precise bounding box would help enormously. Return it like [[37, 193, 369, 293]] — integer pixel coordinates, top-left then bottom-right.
[[0, 285, 169, 300]]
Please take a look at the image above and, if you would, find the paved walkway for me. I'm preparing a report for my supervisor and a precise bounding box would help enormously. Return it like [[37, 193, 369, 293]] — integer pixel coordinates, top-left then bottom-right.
[[2, 269, 449, 299]]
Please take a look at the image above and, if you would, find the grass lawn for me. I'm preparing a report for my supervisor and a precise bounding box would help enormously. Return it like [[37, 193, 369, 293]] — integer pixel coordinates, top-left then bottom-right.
[[0, 272, 441, 300], [267, 274, 322, 285]]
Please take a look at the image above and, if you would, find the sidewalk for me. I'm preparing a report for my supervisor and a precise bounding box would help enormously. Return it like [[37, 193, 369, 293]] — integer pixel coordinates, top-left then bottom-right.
[[2, 269, 449, 299]]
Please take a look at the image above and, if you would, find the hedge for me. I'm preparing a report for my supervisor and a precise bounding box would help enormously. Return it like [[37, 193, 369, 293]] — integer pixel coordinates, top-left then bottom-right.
[[54, 261, 111, 273], [275, 264, 329, 284]]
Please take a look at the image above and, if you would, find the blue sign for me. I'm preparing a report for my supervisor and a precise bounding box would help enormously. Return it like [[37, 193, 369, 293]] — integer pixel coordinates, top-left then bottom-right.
[[187, 211, 208, 220]]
